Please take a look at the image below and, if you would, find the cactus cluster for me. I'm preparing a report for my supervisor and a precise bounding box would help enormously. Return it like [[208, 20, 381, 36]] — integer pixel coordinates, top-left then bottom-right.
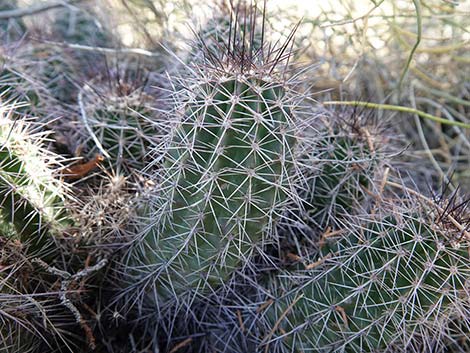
[[0, 1, 469, 353], [262, 193, 470, 352], [79, 71, 161, 174]]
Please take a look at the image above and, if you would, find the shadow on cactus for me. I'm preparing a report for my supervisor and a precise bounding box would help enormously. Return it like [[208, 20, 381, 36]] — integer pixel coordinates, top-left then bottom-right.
[[0, 103, 73, 254]]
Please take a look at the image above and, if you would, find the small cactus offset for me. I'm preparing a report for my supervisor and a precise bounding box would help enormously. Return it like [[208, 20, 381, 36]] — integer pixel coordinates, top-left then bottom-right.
[[274, 106, 393, 266], [304, 110, 383, 221], [262, 188, 470, 352], [52, 6, 111, 47], [79, 73, 161, 174], [190, 1, 264, 64], [295, 106, 392, 236]]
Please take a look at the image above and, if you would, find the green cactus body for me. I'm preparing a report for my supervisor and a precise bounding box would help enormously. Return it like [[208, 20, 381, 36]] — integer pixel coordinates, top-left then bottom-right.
[[309, 136, 370, 210], [265, 200, 470, 352], [130, 74, 297, 300], [190, 3, 264, 64], [0, 114, 72, 254], [300, 115, 383, 230], [83, 85, 157, 173]]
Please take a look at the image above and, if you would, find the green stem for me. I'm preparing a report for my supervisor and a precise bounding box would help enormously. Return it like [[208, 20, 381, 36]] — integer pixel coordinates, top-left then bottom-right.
[[397, 0, 421, 89], [323, 101, 470, 129]]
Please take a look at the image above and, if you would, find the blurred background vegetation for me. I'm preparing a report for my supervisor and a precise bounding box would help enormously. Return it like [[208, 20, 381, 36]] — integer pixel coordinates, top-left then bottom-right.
[[2, 0, 468, 192]]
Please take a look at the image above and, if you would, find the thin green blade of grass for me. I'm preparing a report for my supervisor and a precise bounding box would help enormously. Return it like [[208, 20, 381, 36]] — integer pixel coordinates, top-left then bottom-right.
[[323, 101, 470, 129]]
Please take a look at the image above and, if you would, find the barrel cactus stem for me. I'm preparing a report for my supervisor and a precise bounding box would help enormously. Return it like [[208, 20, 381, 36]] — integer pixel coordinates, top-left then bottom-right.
[[122, 3, 310, 308]]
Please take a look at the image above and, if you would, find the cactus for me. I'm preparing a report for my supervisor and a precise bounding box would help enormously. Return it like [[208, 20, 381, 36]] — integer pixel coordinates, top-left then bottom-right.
[[2, 2, 467, 353], [0, 103, 72, 254], [274, 106, 392, 266], [52, 7, 111, 47], [51, 6, 113, 80], [0, 56, 41, 113], [80, 77, 160, 174], [1, 43, 76, 111], [130, 75, 297, 300], [0, 104, 70, 352], [32, 45, 79, 104], [121, 6, 306, 306], [190, 1, 264, 64], [300, 107, 389, 230], [263, 190, 470, 352], [0, 102, 111, 353]]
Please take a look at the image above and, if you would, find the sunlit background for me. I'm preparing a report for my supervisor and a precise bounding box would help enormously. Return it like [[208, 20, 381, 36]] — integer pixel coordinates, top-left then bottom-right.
[[7, 0, 470, 188]]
